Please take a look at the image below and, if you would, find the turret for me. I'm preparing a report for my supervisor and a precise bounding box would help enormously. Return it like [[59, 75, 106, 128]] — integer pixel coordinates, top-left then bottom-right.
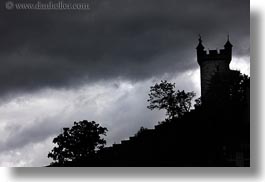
[[224, 35, 233, 60], [196, 35, 206, 65], [196, 35, 204, 51]]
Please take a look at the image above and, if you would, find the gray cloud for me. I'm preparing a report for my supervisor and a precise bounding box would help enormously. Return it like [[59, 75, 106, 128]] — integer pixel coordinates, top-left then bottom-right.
[[0, 79, 169, 166], [0, 0, 249, 98]]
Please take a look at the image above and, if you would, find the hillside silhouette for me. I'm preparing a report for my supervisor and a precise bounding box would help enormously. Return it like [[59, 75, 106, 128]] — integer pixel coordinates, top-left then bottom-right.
[[48, 70, 250, 167]]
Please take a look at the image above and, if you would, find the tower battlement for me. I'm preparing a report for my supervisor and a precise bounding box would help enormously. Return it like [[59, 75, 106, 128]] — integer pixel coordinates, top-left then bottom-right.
[[197, 39, 232, 65], [197, 48, 232, 65]]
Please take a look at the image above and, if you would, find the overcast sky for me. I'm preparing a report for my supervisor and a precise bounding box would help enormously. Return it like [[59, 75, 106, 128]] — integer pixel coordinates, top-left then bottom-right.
[[0, 0, 249, 166]]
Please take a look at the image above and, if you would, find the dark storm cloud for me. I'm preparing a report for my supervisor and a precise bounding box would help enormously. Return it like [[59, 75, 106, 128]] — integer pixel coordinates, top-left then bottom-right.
[[0, 0, 249, 97]]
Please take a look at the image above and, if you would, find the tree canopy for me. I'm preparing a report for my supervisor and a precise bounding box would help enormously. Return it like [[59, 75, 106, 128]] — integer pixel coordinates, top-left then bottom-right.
[[147, 80, 196, 119], [48, 120, 107, 165], [207, 71, 250, 107]]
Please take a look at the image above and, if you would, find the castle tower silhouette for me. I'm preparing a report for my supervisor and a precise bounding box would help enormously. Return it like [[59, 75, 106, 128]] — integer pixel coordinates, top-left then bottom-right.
[[196, 36, 233, 103]]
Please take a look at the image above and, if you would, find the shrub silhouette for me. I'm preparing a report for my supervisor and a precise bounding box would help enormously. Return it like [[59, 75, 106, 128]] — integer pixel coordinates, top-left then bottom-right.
[[194, 97, 201, 109], [48, 120, 107, 165], [134, 126, 148, 137]]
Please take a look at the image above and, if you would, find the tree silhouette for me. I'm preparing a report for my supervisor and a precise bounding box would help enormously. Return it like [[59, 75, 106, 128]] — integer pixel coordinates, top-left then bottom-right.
[[207, 71, 250, 107], [147, 80, 195, 119], [48, 120, 107, 165]]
